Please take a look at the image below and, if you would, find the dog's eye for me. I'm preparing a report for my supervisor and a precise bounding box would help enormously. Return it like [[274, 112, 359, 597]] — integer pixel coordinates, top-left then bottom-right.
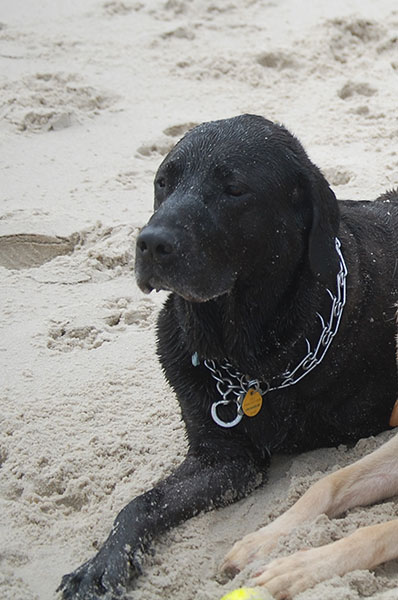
[[225, 185, 246, 197], [156, 177, 166, 189]]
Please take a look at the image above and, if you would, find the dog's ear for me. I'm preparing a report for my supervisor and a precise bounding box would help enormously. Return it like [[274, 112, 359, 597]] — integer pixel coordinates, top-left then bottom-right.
[[301, 171, 340, 286]]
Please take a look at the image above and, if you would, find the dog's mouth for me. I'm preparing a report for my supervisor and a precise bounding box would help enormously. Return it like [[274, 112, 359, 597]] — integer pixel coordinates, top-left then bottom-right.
[[136, 268, 234, 303], [139, 277, 171, 295]]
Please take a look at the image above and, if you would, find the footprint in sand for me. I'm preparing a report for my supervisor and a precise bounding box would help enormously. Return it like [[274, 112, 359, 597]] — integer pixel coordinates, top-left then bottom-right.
[[1, 72, 116, 133], [337, 81, 377, 100], [104, 297, 156, 329], [47, 322, 111, 352], [114, 170, 140, 190], [136, 122, 198, 157], [161, 26, 195, 40], [328, 18, 384, 63], [256, 50, 299, 70], [103, 1, 136, 15], [323, 167, 352, 187], [0, 233, 77, 270], [163, 122, 198, 137], [47, 297, 156, 353], [136, 137, 175, 158]]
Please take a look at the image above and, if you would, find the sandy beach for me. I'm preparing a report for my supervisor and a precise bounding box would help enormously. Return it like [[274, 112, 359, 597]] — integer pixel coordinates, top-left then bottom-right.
[[1, 1, 398, 598]]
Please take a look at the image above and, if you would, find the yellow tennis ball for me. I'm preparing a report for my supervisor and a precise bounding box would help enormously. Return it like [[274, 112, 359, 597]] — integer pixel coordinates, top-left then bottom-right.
[[220, 587, 273, 600]]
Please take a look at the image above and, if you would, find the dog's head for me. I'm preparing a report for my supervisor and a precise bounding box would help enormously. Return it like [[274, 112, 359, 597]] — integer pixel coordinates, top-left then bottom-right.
[[135, 114, 340, 302]]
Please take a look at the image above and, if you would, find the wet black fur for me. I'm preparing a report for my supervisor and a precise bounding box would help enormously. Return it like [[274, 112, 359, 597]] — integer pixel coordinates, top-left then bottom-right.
[[59, 115, 398, 599]]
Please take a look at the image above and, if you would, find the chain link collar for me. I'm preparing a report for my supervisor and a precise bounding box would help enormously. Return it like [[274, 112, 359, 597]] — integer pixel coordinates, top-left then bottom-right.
[[192, 237, 347, 428]]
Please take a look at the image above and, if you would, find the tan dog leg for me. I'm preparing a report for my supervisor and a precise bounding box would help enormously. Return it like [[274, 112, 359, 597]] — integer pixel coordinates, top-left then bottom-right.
[[221, 432, 398, 582]]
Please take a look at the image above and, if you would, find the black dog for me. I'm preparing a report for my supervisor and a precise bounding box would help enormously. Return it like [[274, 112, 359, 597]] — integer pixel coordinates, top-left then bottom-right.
[[59, 115, 398, 599]]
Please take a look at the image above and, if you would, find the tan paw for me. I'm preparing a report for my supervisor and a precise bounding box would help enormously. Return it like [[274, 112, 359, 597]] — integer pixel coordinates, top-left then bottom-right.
[[251, 546, 335, 599], [221, 527, 281, 576]]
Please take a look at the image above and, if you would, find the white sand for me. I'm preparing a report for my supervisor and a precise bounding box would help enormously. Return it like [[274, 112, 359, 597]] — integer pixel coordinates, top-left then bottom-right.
[[1, 1, 398, 598]]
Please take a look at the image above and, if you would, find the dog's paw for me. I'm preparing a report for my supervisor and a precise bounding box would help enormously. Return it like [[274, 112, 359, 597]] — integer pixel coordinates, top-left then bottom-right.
[[250, 537, 357, 598], [221, 526, 279, 577], [58, 545, 141, 600], [250, 548, 322, 599]]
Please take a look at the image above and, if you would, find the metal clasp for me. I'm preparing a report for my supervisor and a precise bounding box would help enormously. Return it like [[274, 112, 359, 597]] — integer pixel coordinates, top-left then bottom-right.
[[211, 398, 243, 428]]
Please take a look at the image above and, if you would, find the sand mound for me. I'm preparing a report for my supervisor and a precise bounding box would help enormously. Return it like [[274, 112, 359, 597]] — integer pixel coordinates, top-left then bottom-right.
[[1, 73, 116, 132]]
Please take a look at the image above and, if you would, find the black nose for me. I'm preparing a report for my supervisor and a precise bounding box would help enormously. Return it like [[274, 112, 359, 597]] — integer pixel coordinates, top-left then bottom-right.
[[136, 227, 175, 261]]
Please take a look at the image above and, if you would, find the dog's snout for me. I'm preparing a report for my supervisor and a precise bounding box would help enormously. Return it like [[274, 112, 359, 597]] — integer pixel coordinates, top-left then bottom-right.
[[137, 227, 174, 261]]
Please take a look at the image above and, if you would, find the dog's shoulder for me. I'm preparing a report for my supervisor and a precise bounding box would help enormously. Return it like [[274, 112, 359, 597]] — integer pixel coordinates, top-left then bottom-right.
[[338, 192, 398, 291], [339, 190, 398, 228]]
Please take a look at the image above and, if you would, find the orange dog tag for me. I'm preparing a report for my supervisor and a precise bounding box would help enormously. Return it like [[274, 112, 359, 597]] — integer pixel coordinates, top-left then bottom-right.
[[242, 389, 263, 417], [389, 399, 398, 427]]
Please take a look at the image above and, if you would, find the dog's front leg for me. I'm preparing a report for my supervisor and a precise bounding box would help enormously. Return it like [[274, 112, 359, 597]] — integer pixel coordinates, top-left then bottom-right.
[[58, 450, 264, 600]]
